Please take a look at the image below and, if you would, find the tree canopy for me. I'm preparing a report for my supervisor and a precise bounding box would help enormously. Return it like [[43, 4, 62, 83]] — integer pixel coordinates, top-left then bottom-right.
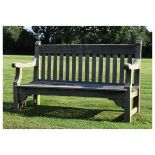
[[3, 26, 35, 54], [32, 26, 151, 46], [3, 26, 152, 57]]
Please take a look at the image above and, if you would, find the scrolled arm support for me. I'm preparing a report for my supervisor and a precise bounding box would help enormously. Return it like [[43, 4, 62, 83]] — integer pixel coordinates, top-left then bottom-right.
[[12, 59, 36, 68], [124, 59, 140, 71], [13, 68, 22, 85], [12, 59, 36, 85], [124, 59, 141, 89]]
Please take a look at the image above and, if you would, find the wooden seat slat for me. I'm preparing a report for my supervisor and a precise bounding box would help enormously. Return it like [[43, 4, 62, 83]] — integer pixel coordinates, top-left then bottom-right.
[[17, 81, 128, 91]]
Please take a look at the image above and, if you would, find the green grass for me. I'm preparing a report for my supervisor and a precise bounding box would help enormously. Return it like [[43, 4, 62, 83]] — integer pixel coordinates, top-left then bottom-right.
[[3, 55, 152, 129]]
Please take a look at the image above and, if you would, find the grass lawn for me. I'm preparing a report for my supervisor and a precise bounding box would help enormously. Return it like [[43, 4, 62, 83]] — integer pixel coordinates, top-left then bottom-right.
[[3, 55, 152, 129]]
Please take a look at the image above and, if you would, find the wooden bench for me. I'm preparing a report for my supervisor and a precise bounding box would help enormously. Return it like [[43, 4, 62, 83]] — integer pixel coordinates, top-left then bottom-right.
[[12, 41, 142, 122]]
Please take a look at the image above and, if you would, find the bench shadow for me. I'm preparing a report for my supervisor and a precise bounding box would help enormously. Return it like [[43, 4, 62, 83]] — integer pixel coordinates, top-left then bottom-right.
[[3, 102, 124, 122]]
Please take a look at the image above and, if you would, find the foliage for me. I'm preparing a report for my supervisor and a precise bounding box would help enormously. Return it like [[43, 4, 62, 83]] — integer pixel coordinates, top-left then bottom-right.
[[3, 26, 152, 57], [15, 29, 36, 54], [32, 26, 151, 46], [3, 26, 23, 53], [3, 26, 36, 54]]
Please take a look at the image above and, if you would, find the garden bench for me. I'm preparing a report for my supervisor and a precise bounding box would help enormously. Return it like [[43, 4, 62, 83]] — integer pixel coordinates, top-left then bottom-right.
[[12, 41, 142, 122]]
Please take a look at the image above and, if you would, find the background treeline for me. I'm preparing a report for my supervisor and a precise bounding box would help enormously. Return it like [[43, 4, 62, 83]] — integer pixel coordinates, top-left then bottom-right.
[[3, 26, 152, 57]]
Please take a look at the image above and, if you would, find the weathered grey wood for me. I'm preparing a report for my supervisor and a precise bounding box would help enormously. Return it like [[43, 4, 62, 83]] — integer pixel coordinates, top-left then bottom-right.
[[78, 54, 83, 82], [59, 54, 63, 80], [34, 94, 40, 105], [13, 68, 22, 86], [125, 54, 133, 94], [66, 54, 70, 81], [53, 54, 57, 80], [131, 107, 138, 116], [39, 44, 136, 55], [120, 54, 125, 83], [92, 54, 96, 82], [112, 54, 117, 83], [12, 42, 142, 122], [34, 43, 41, 105], [41, 54, 46, 80], [13, 86, 19, 109], [47, 54, 51, 80], [125, 67, 132, 87], [133, 41, 142, 113], [33, 40, 41, 97], [128, 54, 132, 64], [131, 90, 138, 98], [98, 54, 103, 83], [12, 67, 22, 110], [105, 54, 110, 83], [124, 87, 132, 122], [17, 81, 127, 91], [124, 59, 140, 70], [18, 86, 125, 101], [72, 54, 76, 82], [85, 54, 89, 82], [12, 61, 36, 68]]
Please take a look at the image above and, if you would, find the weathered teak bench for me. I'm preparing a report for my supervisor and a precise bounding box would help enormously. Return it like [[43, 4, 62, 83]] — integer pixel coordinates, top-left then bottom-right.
[[12, 41, 142, 122]]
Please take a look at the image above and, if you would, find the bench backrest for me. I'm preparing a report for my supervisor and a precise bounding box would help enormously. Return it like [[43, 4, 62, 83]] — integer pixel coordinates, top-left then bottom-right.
[[34, 42, 142, 85]]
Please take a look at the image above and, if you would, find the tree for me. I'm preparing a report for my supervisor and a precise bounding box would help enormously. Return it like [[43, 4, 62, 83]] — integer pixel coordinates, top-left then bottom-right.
[[3, 26, 23, 53], [32, 26, 151, 46], [15, 29, 36, 54], [3, 26, 152, 57], [3, 26, 36, 54]]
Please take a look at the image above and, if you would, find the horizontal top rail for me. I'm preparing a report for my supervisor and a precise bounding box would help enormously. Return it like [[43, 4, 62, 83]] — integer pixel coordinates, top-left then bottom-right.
[[38, 44, 136, 54]]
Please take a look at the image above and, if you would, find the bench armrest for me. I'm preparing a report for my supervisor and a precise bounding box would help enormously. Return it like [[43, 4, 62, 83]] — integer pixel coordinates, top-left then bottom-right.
[[12, 59, 36, 85], [124, 59, 141, 89], [124, 59, 140, 70], [12, 60, 36, 68]]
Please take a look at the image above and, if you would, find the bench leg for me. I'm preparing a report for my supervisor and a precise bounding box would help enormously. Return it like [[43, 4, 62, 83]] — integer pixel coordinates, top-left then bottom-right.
[[133, 92, 140, 113], [34, 95, 40, 105], [124, 92, 132, 123], [13, 86, 20, 110]]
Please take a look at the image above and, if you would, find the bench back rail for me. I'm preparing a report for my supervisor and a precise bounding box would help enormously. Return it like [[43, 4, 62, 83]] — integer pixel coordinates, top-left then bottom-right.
[[34, 43, 141, 85]]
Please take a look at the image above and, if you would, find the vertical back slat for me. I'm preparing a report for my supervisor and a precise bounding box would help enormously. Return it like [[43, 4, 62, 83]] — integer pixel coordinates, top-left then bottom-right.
[[72, 54, 76, 82], [85, 54, 89, 82], [92, 53, 96, 82], [78, 54, 83, 82], [128, 54, 132, 63], [59, 54, 63, 80], [112, 54, 117, 83], [66, 54, 70, 81], [47, 54, 51, 80], [120, 54, 125, 83], [98, 54, 103, 83], [105, 54, 110, 83], [41, 54, 45, 80], [38, 44, 136, 84], [53, 54, 57, 80]]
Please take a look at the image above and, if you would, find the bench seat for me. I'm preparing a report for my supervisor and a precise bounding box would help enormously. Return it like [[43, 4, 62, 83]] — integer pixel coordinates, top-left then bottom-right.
[[16, 81, 138, 92]]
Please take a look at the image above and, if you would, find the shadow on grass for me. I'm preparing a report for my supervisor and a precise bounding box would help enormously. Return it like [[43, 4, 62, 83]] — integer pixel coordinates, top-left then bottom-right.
[[3, 102, 124, 122]]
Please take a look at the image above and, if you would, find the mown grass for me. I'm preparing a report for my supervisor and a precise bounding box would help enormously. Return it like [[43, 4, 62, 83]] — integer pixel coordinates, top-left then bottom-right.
[[3, 55, 152, 129]]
